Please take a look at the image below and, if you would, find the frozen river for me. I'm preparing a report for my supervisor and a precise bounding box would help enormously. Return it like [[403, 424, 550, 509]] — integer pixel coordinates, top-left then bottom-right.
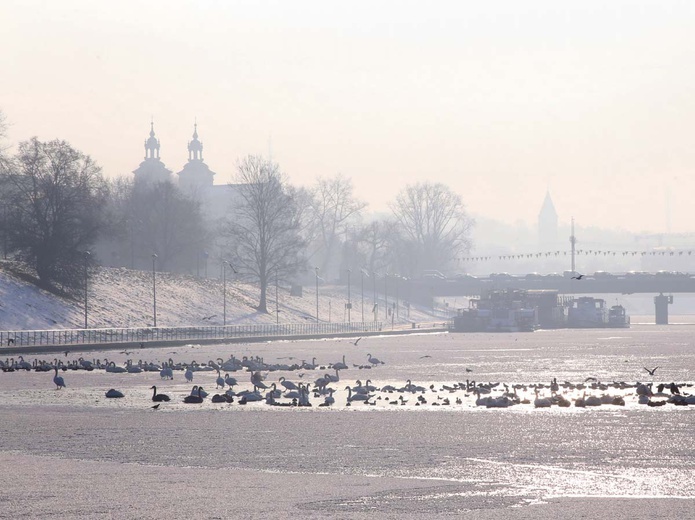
[[0, 324, 693, 519]]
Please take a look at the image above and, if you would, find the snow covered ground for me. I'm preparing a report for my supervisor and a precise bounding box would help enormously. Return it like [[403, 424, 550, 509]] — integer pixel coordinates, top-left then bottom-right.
[[0, 263, 445, 331]]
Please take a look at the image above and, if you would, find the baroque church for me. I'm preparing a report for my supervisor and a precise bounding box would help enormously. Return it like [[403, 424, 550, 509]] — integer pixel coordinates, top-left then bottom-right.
[[132, 122, 238, 222]]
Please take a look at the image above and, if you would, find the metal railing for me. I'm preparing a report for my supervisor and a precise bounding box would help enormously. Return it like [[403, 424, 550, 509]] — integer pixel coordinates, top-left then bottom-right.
[[0, 321, 384, 348]]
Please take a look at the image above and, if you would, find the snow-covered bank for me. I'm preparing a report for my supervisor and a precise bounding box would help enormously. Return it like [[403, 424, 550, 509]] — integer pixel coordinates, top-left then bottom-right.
[[0, 263, 441, 331]]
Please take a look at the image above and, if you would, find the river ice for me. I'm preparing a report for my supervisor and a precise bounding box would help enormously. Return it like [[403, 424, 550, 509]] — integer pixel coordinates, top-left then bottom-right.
[[0, 324, 693, 519]]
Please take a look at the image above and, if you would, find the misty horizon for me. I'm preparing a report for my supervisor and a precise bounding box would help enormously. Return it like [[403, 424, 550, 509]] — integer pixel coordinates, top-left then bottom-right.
[[3, 1, 695, 234]]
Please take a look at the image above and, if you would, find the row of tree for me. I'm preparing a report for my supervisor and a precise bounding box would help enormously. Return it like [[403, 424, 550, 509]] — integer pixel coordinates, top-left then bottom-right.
[[0, 119, 473, 313]]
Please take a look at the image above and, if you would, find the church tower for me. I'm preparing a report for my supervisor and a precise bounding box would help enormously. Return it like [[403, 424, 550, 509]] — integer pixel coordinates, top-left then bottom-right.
[[132, 122, 173, 185], [177, 123, 216, 196], [538, 190, 558, 247]]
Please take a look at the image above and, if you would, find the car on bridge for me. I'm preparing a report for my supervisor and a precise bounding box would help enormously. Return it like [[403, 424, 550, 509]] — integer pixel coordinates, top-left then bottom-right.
[[525, 272, 544, 280], [593, 271, 615, 279]]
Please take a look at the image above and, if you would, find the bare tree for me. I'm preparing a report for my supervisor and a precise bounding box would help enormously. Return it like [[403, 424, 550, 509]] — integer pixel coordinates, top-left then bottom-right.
[[307, 174, 367, 278], [390, 182, 473, 276], [222, 155, 306, 313], [0, 110, 9, 169], [354, 219, 400, 273], [128, 180, 208, 271], [0, 138, 108, 292]]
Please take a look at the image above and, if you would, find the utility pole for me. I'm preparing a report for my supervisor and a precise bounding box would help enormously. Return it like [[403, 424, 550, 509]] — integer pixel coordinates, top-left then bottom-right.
[[83, 251, 90, 329], [570, 217, 577, 273], [372, 271, 377, 322], [347, 269, 351, 323], [384, 274, 388, 322], [315, 267, 320, 323], [152, 254, 157, 327]]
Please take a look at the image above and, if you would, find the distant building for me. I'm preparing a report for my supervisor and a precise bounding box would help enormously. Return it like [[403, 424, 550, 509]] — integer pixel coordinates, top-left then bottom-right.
[[132, 122, 173, 185], [538, 191, 558, 248], [131, 121, 243, 222], [176, 123, 216, 195]]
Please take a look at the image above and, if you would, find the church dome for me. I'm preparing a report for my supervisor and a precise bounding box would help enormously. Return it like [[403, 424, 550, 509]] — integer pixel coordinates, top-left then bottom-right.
[[188, 123, 203, 159]]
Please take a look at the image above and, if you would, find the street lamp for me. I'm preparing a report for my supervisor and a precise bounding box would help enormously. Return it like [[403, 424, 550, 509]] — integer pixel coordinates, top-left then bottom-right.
[[152, 253, 157, 327], [3, 204, 7, 260], [223, 260, 228, 326], [384, 273, 389, 322], [83, 251, 90, 329], [315, 267, 320, 323], [275, 271, 279, 326], [360, 268, 367, 323], [372, 270, 377, 322], [223, 260, 237, 326], [347, 269, 352, 324], [203, 250, 209, 278], [395, 275, 400, 320]]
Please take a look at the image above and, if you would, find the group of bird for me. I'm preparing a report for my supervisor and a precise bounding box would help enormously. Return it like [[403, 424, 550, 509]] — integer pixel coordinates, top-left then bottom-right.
[[2, 352, 693, 409], [0, 350, 387, 407]]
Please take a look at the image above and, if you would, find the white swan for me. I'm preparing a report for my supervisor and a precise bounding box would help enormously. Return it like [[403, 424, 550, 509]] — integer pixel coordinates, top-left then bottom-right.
[[367, 353, 384, 365], [332, 355, 348, 370], [346, 386, 371, 402], [279, 377, 298, 391], [320, 389, 335, 406], [126, 360, 142, 373], [53, 367, 66, 389], [533, 389, 552, 408], [326, 369, 341, 383]]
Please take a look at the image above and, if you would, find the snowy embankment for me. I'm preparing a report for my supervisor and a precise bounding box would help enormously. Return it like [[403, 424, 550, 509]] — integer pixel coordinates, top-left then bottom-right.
[[0, 263, 442, 331]]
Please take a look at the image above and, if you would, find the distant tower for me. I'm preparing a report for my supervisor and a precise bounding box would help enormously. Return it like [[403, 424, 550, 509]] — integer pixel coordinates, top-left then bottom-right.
[[132, 121, 173, 185], [538, 190, 558, 248], [177, 122, 216, 195]]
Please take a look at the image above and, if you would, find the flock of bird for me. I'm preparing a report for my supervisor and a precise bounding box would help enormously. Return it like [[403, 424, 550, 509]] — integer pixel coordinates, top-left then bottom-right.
[[1, 351, 693, 409]]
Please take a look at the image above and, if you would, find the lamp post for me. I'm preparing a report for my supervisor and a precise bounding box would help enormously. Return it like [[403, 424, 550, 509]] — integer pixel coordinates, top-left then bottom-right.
[[360, 268, 366, 323], [315, 267, 320, 323], [384, 273, 388, 322], [395, 275, 400, 319], [83, 251, 90, 329], [203, 250, 209, 278], [223, 260, 228, 326], [152, 253, 157, 327], [275, 271, 279, 326], [372, 270, 377, 322], [3, 204, 7, 260], [347, 269, 351, 324]]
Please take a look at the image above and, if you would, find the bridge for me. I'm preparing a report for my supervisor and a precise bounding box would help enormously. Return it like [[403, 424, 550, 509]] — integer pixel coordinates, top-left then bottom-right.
[[408, 273, 695, 298], [404, 272, 695, 323]]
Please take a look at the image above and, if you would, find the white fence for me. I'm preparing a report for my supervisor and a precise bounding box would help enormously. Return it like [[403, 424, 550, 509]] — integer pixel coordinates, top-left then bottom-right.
[[0, 321, 383, 348]]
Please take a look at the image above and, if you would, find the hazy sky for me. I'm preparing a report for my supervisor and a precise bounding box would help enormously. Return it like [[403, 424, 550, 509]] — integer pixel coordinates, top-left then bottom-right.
[[2, 0, 694, 233]]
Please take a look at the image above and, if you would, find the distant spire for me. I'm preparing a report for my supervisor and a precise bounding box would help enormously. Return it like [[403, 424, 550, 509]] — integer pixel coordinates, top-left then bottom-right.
[[539, 190, 557, 219], [145, 119, 160, 159], [188, 121, 203, 161]]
